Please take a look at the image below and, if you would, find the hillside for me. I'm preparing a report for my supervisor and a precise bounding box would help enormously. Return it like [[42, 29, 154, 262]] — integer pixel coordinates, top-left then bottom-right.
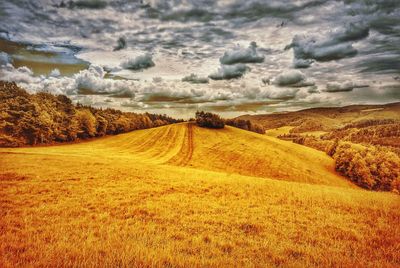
[[237, 102, 400, 132], [238, 103, 400, 192], [1, 123, 399, 267], [1, 123, 352, 187]]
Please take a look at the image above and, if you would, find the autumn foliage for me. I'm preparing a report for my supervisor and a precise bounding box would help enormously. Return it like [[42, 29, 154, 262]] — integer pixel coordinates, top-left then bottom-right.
[[288, 118, 400, 192], [225, 118, 265, 134], [195, 111, 225, 129], [0, 81, 182, 147], [195, 111, 265, 134], [322, 119, 400, 148], [333, 143, 400, 192]]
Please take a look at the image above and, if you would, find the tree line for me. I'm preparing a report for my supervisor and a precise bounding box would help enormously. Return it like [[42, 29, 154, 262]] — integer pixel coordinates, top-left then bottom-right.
[[0, 81, 183, 147], [195, 111, 265, 134]]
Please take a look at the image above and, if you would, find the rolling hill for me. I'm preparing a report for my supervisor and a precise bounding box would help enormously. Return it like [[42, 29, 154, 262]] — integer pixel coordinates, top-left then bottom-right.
[[237, 102, 400, 133], [2, 123, 352, 187], [0, 123, 399, 267]]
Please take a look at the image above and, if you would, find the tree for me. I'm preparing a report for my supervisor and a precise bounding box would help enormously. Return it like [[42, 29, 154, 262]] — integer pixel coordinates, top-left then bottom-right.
[[333, 142, 400, 192], [195, 111, 225, 129], [225, 118, 265, 134], [75, 109, 97, 138]]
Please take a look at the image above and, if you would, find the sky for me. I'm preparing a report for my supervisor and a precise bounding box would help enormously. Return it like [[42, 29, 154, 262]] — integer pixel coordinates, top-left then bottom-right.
[[0, 0, 399, 118]]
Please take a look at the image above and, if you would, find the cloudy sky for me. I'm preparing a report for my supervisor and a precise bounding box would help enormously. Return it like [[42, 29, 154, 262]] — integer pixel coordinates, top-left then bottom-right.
[[0, 0, 399, 118]]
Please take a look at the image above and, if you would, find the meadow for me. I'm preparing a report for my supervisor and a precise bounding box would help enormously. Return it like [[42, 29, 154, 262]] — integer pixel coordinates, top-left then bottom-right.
[[1, 123, 399, 267]]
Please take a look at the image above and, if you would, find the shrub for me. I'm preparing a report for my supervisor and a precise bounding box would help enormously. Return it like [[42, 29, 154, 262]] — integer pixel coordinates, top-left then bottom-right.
[[75, 109, 97, 138], [333, 142, 400, 192], [195, 111, 225, 129]]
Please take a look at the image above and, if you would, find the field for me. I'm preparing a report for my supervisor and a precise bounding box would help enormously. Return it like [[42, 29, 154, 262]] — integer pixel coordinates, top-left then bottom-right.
[[1, 123, 399, 267]]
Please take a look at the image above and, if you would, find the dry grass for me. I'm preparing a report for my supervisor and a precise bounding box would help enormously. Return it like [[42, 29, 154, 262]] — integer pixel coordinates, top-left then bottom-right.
[[265, 126, 294, 137], [237, 102, 400, 132], [0, 123, 399, 267]]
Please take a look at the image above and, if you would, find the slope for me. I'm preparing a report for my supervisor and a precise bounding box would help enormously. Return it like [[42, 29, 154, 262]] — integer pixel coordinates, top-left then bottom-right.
[[0, 124, 399, 267], [1, 123, 353, 188]]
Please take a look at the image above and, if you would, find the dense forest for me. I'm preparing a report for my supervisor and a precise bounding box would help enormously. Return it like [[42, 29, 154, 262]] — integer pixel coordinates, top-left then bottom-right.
[[0, 81, 182, 147]]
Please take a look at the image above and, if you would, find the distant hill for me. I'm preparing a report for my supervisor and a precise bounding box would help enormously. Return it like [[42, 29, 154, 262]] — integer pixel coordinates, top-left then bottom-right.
[[236, 103, 400, 132]]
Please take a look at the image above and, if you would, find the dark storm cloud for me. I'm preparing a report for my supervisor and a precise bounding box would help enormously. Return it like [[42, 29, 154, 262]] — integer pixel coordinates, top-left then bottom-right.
[[286, 22, 370, 67]]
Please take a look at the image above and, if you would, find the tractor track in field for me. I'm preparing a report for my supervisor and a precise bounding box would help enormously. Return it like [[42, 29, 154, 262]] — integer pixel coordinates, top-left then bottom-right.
[[173, 123, 194, 166], [182, 123, 194, 166]]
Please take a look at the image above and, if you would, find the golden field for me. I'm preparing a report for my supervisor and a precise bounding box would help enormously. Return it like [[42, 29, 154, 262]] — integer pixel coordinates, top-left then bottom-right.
[[0, 123, 399, 267]]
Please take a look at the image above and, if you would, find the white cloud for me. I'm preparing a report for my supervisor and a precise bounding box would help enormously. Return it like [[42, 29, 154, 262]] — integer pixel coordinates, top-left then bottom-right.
[[209, 64, 249, 80], [265, 87, 299, 99], [299, 92, 339, 104], [182, 73, 209, 84], [325, 81, 355, 92], [219, 42, 264, 65], [307, 85, 319, 93], [49, 68, 61, 77], [0, 65, 38, 85], [120, 53, 155, 70], [273, 70, 315, 87], [293, 58, 314, 68]]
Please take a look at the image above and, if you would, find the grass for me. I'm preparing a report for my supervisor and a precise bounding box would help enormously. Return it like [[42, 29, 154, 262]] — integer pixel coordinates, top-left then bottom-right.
[[0, 123, 399, 267], [265, 126, 294, 137]]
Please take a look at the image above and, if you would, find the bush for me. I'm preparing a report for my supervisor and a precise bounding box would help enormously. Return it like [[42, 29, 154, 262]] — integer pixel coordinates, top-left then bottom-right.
[[333, 142, 400, 192], [75, 109, 97, 138], [195, 111, 225, 129]]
